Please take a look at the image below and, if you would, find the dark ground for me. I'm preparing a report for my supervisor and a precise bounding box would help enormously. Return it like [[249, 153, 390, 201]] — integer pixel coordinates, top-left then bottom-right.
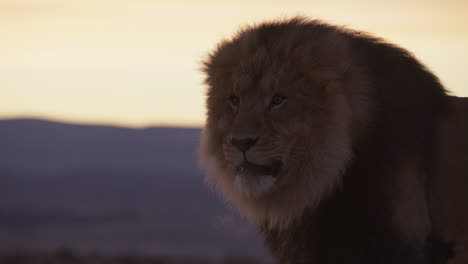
[[0, 119, 271, 262], [0, 249, 266, 264]]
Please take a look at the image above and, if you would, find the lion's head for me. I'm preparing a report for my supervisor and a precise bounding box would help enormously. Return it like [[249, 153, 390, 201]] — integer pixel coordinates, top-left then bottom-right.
[[200, 18, 370, 228]]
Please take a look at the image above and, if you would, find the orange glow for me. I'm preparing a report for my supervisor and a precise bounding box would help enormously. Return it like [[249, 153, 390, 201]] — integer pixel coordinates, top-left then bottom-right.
[[2, 0, 468, 127]]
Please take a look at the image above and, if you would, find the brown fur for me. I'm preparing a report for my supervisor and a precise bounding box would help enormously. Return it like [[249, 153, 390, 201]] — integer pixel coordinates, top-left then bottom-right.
[[201, 18, 370, 228], [200, 17, 466, 263], [432, 97, 468, 264]]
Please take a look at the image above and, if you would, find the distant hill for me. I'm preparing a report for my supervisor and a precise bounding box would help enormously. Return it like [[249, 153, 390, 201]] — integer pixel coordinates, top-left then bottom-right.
[[0, 119, 269, 260]]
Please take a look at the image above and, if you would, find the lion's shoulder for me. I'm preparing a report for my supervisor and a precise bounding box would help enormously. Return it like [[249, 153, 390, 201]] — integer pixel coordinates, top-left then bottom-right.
[[431, 96, 468, 263]]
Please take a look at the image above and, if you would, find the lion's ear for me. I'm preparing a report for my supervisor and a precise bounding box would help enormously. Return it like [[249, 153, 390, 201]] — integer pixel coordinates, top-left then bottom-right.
[[301, 30, 352, 81]]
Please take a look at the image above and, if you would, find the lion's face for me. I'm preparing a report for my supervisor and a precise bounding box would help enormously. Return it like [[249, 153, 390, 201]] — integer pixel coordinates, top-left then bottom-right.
[[200, 20, 368, 228], [206, 66, 333, 198]]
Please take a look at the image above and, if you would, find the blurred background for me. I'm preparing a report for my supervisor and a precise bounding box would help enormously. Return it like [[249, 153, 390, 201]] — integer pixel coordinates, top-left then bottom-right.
[[1, 0, 468, 263]]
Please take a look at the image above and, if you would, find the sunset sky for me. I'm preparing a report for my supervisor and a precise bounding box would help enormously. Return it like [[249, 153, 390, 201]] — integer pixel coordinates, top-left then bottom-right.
[[2, 0, 468, 127]]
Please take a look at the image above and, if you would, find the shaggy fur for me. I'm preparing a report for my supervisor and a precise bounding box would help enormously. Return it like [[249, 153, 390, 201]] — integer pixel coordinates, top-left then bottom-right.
[[200, 17, 466, 264]]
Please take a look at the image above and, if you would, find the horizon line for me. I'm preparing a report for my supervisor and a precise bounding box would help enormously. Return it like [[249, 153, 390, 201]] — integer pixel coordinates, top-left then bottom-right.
[[0, 115, 204, 129]]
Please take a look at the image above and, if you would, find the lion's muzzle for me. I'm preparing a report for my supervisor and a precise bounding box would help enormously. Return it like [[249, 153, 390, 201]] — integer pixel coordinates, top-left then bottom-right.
[[230, 136, 259, 152]]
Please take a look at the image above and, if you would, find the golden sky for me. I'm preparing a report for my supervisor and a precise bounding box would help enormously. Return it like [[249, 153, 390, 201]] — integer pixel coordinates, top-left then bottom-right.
[[2, 0, 468, 127]]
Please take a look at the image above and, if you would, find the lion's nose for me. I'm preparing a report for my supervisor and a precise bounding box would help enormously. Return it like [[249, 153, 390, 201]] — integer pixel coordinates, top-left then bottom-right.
[[231, 137, 259, 152]]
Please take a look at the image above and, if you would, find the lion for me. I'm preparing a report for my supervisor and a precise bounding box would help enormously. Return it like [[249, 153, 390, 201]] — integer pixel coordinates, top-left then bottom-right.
[[199, 17, 468, 264]]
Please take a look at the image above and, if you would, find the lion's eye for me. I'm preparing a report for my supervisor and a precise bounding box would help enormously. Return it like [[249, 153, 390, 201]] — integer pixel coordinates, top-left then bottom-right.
[[229, 95, 240, 107], [271, 94, 287, 107]]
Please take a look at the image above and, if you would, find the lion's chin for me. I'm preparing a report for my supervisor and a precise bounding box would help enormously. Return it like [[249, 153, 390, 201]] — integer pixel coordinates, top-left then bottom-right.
[[233, 161, 282, 197]]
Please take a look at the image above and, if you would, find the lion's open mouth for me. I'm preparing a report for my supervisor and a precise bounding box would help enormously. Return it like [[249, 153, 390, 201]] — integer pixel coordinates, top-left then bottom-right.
[[236, 160, 283, 178]]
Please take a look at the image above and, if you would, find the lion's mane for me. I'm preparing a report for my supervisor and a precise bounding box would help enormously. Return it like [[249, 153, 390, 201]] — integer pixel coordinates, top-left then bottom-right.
[[200, 17, 465, 264]]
